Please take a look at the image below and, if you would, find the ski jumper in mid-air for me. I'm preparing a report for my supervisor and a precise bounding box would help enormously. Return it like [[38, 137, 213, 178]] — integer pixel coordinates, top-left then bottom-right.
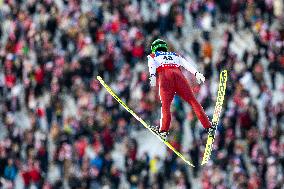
[[148, 39, 212, 140]]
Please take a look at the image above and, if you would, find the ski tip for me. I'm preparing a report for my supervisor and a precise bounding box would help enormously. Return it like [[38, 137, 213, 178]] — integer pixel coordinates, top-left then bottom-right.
[[97, 76, 102, 80]]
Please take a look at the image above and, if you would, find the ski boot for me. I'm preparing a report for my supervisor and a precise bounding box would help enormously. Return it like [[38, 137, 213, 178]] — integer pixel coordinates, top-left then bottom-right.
[[149, 125, 169, 141], [206, 125, 216, 138]]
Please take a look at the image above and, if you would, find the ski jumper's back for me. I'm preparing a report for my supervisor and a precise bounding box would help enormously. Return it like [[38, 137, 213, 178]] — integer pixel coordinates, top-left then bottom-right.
[[147, 51, 198, 76]]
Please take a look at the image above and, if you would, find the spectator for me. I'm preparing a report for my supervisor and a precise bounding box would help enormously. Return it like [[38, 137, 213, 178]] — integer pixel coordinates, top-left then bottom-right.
[[4, 158, 17, 182]]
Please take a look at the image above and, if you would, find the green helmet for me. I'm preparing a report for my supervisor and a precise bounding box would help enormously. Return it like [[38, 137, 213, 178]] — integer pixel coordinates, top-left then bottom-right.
[[151, 39, 168, 53]]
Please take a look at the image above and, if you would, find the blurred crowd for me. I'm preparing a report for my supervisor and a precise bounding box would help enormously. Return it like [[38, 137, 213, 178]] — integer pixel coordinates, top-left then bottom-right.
[[0, 0, 283, 189]]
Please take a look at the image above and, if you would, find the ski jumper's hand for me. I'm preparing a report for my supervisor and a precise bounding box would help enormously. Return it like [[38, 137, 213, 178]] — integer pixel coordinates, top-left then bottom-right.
[[195, 72, 205, 84]]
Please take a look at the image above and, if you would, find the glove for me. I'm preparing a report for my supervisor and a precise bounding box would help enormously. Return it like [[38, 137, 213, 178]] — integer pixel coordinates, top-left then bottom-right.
[[149, 75, 156, 87], [195, 72, 205, 84]]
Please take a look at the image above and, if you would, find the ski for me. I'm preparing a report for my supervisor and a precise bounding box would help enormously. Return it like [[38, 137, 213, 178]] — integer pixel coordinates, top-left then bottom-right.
[[201, 70, 228, 165], [97, 76, 195, 167]]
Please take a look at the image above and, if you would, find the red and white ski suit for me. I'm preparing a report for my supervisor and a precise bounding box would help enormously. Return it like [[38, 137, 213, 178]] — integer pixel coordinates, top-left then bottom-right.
[[147, 51, 211, 132]]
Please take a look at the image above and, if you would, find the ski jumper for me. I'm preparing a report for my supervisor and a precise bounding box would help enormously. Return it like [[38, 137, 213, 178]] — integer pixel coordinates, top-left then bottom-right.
[[147, 51, 211, 132]]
